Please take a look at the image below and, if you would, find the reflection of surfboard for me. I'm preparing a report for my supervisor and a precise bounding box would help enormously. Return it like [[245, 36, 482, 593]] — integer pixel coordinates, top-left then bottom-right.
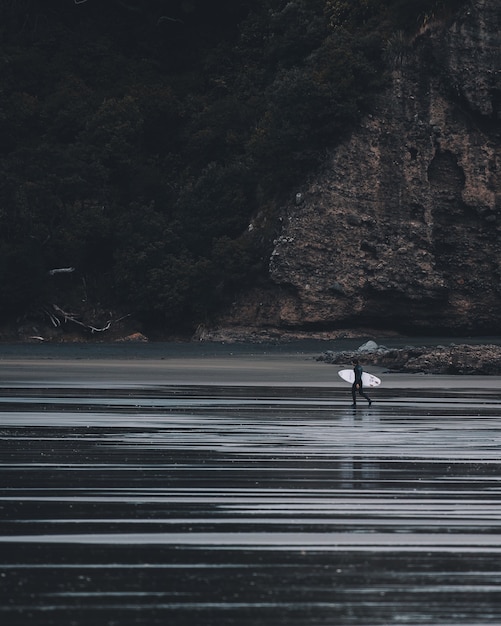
[[338, 369, 381, 387]]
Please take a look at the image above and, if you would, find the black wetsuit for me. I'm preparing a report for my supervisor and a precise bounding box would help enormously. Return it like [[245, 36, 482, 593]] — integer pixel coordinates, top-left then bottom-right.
[[352, 364, 372, 407]]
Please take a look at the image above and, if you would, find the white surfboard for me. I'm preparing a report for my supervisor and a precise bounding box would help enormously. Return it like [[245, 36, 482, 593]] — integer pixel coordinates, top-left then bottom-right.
[[338, 369, 381, 387]]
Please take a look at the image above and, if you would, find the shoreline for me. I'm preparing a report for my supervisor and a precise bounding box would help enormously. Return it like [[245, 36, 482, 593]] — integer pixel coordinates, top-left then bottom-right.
[[1, 353, 501, 390], [1, 338, 501, 390]]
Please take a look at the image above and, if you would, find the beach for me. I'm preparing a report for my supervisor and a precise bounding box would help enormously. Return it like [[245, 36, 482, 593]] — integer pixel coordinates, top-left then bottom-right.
[[2, 342, 501, 389], [1, 342, 501, 625]]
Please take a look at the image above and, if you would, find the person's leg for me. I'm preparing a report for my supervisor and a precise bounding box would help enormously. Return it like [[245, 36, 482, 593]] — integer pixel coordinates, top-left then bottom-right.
[[359, 387, 372, 405], [351, 384, 357, 407]]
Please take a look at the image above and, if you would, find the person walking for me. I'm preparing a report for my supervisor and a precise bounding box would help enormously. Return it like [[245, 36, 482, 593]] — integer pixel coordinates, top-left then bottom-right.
[[351, 358, 372, 408]]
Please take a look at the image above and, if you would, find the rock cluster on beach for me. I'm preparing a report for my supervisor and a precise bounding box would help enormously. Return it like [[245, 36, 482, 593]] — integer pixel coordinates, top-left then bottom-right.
[[318, 342, 501, 375]]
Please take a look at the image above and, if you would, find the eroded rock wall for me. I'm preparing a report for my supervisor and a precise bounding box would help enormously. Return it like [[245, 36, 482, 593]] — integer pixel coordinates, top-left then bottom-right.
[[218, 0, 501, 335]]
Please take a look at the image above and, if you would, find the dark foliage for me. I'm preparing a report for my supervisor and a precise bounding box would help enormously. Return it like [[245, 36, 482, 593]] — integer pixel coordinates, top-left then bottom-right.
[[0, 0, 465, 333]]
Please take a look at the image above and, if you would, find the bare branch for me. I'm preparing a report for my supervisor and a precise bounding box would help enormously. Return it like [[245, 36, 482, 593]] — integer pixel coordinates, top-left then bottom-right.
[[41, 305, 130, 334], [157, 16, 184, 26], [48, 267, 75, 276]]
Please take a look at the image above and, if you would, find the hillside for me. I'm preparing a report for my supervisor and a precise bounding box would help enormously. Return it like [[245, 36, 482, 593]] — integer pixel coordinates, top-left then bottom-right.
[[210, 0, 501, 339], [2, 0, 497, 341]]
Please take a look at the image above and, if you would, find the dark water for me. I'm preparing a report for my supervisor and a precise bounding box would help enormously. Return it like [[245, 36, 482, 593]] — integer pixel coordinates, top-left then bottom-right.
[[1, 348, 501, 625]]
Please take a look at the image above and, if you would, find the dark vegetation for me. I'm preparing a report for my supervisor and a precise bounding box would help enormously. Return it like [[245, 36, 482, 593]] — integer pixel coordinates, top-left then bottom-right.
[[0, 0, 464, 336]]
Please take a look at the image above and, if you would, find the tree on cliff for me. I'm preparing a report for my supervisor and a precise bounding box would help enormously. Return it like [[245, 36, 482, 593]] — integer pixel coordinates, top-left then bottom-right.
[[0, 0, 465, 335]]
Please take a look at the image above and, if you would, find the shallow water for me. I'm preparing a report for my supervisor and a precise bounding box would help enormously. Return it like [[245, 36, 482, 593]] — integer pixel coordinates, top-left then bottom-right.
[[1, 347, 501, 625]]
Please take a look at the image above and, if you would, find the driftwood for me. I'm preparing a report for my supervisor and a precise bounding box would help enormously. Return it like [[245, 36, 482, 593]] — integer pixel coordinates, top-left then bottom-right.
[[48, 267, 75, 276], [43, 305, 130, 334]]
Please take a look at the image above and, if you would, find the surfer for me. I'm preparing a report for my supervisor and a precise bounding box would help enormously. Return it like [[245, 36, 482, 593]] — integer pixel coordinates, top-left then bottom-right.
[[351, 359, 372, 408]]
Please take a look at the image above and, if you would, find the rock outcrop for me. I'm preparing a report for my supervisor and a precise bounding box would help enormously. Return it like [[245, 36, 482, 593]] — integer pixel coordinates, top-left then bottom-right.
[[318, 343, 501, 375], [216, 0, 500, 336]]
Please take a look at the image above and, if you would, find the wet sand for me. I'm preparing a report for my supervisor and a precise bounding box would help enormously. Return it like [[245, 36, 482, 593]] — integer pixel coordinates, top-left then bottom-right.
[[1, 351, 501, 390], [1, 346, 501, 624]]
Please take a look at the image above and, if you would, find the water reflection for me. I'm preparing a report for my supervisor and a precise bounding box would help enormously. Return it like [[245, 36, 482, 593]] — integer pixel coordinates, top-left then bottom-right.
[[1, 384, 501, 625]]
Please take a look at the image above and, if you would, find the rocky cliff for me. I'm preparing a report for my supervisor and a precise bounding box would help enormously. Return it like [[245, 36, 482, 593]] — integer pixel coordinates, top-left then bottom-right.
[[211, 0, 500, 339]]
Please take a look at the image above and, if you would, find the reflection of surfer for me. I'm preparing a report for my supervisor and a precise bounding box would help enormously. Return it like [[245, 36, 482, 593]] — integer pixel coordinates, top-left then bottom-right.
[[351, 359, 372, 408]]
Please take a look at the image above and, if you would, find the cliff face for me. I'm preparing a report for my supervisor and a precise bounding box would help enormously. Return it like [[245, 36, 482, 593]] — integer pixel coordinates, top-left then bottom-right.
[[216, 0, 500, 336]]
